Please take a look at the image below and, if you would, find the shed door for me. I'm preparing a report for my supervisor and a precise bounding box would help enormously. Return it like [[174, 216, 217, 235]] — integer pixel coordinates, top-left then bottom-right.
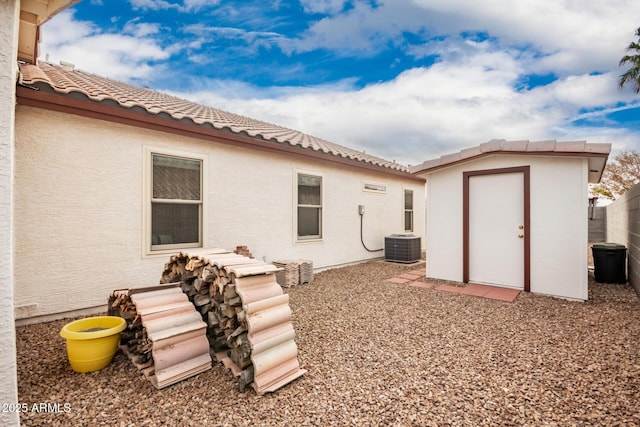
[[468, 171, 526, 289]]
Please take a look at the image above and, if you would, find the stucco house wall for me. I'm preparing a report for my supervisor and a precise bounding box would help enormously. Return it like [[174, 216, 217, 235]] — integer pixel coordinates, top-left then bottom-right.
[[0, 1, 20, 425], [14, 105, 424, 320], [422, 154, 590, 300]]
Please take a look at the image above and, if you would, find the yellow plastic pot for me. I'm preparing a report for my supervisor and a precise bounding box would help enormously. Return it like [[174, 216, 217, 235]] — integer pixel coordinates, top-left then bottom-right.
[[60, 316, 126, 373]]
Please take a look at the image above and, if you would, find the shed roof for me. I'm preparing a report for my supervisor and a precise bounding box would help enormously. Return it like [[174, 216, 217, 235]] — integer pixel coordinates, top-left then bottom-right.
[[410, 139, 611, 183], [17, 61, 411, 175]]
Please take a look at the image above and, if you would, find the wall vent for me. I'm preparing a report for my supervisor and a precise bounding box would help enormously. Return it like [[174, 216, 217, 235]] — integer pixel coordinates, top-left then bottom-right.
[[384, 234, 421, 263]]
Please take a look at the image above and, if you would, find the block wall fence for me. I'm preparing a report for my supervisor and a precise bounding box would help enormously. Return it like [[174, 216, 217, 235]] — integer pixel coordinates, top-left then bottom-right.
[[606, 182, 640, 295]]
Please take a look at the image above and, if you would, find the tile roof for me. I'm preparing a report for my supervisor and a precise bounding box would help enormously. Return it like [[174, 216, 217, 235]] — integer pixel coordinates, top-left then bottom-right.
[[410, 139, 611, 183], [18, 61, 408, 173]]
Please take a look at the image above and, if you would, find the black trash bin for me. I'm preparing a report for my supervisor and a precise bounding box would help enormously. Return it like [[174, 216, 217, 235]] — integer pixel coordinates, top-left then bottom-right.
[[592, 243, 627, 283]]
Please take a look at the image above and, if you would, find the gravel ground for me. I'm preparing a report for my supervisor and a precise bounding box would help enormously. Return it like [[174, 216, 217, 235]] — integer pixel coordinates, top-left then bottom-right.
[[16, 259, 640, 426]]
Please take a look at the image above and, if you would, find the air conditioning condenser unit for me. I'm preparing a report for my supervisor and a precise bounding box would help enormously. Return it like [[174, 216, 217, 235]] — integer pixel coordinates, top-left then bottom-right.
[[384, 234, 421, 263]]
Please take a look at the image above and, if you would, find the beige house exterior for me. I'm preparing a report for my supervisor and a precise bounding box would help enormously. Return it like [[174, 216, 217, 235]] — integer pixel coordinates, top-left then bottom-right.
[[1, 3, 20, 424], [3, 2, 81, 425], [2, 4, 424, 424], [411, 140, 610, 301], [13, 62, 425, 321], [3, 5, 613, 426]]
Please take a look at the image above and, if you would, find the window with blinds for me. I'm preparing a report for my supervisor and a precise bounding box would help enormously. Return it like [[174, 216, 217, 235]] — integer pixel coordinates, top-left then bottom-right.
[[404, 189, 414, 232], [150, 153, 203, 250], [297, 173, 322, 240]]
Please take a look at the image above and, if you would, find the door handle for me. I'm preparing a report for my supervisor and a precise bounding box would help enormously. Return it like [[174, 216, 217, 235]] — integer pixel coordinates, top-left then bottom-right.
[[518, 234, 524, 238]]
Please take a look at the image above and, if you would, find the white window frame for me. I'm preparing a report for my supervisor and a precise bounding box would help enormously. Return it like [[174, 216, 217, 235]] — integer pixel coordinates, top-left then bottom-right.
[[143, 146, 207, 256], [294, 170, 323, 242], [362, 180, 387, 194], [404, 188, 414, 232]]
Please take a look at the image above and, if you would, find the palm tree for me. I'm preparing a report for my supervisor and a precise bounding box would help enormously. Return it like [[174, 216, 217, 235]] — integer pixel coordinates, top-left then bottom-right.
[[619, 27, 640, 93]]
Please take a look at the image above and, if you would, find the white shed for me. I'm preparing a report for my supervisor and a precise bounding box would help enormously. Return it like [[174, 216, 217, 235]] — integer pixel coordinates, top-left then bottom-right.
[[411, 140, 610, 300]]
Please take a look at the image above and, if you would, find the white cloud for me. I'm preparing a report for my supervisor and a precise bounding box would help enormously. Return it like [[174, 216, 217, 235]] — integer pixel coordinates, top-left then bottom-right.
[[129, 0, 179, 11], [37, 1, 640, 166], [45, 34, 169, 80], [171, 44, 639, 164], [122, 20, 162, 38], [39, 9, 95, 46], [283, 1, 427, 55], [299, 0, 348, 15], [40, 10, 170, 82], [285, 0, 640, 76], [183, 0, 219, 12], [412, 0, 640, 76], [181, 23, 284, 54], [129, 0, 218, 12]]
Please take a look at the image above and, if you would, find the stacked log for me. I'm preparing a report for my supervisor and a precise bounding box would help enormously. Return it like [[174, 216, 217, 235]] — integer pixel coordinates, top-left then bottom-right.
[[109, 290, 152, 367], [159, 249, 304, 394], [160, 251, 260, 364]]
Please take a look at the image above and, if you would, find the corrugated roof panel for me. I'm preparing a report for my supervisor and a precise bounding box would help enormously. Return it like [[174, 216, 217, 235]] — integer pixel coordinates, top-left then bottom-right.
[[144, 312, 204, 341], [227, 263, 282, 278], [136, 299, 194, 317], [149, 327, 204, 347], [250, 323, 295, 354], [234, 274, 283, 304], [246, 302, 292, 334], [114, 285, 212, 389], [152, 341, 212, 389], [130, 287, 188, 313], [252, 353, 306, 394], [245, 293, 290, 315], [153, 334, 208, 366], [234, 272, 306, 395], [142, 303, 194, 322]]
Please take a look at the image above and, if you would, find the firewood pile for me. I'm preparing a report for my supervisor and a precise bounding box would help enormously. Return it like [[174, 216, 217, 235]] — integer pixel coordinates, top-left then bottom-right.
[[159, 248, 306, 394], [108, 284, 212, 389], [108, 290, 151, 366]]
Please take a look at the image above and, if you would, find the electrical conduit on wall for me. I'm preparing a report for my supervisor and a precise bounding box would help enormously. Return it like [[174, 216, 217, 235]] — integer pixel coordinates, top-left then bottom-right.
[[359, 205, 383, 252]]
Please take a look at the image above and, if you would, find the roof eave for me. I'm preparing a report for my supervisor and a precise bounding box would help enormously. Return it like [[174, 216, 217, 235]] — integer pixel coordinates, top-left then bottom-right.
[[411, 149, 610, 183], [16, 86, 425, 182], [18, 0, 82, 63]]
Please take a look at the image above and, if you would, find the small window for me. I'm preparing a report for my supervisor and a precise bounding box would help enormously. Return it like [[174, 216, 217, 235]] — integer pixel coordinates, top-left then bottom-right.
[[297, 173, 322, 240], [404, 189, 414, 232], [363, 182, 387, 193], [150, 153, 203, 251]]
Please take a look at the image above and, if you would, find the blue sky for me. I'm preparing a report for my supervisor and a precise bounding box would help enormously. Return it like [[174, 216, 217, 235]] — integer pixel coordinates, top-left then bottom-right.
[[41, 0, 640, 165]]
